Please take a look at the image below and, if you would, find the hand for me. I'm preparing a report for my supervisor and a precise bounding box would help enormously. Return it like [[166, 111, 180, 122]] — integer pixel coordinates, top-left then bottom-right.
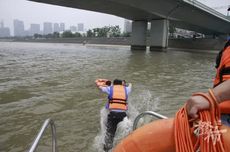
[[186, 95, 210, 119]]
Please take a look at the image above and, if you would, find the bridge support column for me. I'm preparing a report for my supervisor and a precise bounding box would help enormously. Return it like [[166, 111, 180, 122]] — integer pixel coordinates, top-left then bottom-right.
[[131, 21, 147, 50], [149, 19, 168, 51]]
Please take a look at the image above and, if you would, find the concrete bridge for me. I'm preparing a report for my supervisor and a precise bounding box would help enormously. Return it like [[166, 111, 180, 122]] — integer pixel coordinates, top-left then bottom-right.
[[30, 0, 230, 50]]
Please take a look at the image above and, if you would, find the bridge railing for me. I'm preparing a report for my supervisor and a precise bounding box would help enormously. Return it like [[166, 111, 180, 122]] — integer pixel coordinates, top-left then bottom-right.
[[183, 0, 230, 21]]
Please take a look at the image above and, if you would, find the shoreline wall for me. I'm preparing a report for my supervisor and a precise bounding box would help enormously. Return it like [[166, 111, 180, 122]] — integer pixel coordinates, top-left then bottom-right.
[[0, 37, 226, 50], [167, 38, 225, 50]]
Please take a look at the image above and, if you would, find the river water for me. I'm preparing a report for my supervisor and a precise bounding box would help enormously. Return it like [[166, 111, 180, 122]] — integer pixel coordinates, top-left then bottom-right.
[[0, 42, 217, 152]]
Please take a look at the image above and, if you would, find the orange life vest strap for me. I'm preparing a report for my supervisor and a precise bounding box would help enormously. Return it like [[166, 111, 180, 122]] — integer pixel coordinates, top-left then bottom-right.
[[218, 66, 230, 85], [109, 100, 127, 104]]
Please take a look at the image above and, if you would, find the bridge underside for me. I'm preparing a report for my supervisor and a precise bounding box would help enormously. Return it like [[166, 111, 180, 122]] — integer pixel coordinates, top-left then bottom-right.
[[29, 0, 230, 50], [30, 0, 230, 34]]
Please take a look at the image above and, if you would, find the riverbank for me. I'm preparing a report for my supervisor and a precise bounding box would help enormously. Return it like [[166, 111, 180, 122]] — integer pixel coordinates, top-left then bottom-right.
[[0, 37, 226, 51]]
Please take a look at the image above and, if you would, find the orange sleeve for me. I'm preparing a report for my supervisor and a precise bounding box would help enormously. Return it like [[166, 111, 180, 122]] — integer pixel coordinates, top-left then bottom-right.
[[221, 46, 230, 67]]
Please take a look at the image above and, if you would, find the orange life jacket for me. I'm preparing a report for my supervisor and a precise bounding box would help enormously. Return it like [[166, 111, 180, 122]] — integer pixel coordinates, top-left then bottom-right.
[[213, 46, 230, 114], [108, 85, 127, 111]]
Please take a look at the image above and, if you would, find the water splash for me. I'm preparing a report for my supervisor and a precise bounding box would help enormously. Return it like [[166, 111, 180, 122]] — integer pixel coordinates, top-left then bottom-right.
[[93, 108, 108, 152], [113, 117, 133, 146], [128, 89, 160, 120], [93, 88, 161, 151]]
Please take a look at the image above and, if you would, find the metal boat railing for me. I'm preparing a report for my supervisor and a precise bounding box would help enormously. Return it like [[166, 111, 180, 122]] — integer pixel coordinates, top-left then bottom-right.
[[133, 111, 168, 130], [28, 112, 165, 151], [28, 118, 57, 152]]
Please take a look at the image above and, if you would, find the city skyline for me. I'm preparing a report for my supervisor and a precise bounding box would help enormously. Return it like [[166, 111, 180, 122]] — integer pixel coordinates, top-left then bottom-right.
[[0, 19, 130, 37], [1, 19, 87, 37]]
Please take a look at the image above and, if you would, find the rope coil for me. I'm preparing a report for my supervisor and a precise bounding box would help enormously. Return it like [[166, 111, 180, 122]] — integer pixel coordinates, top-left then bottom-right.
[[175, 89, 226, 152]]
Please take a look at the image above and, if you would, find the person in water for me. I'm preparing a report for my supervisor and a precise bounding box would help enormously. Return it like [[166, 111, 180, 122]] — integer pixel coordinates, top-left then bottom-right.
[[96, 79, 132, 151], [186, 80, 230, 122]]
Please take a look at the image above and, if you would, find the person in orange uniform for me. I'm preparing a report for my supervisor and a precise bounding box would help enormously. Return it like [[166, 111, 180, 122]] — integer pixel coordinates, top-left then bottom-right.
[[213, 36, 230, 126], [186, 37, 230, 126], [96, 79, 132, 151]]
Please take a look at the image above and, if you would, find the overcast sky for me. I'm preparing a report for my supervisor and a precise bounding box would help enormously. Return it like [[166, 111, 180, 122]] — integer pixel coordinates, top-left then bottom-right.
[[0, 0, 229, 35]]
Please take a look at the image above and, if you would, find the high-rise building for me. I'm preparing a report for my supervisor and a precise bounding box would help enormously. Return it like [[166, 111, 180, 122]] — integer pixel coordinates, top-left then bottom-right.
[[43, 22, 53, 35], [0, 21, 10, 37], [70, 26, 77, 32], [0, 21, 3, 28], [13, 19, 25, 37], [124, 20, 132, 33], [53, 23, 60, 32], [77, 23, 84, 32], [60, 23, 65, 32], [30, 24, 40, 35]]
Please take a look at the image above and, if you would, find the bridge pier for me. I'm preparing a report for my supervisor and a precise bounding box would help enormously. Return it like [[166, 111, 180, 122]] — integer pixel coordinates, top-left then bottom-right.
[[131, 21, 147, 50], [149, 19, 169, 51]]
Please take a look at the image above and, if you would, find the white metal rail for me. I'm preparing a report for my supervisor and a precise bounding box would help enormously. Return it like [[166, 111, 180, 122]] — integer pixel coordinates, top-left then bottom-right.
[[28, 118, 57, 152], [133, 111, 168, 130]]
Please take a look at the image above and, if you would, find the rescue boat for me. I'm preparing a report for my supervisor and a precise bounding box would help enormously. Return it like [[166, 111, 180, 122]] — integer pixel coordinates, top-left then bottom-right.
[[113, 118, 230, 152], [113, 91, 230, 152]]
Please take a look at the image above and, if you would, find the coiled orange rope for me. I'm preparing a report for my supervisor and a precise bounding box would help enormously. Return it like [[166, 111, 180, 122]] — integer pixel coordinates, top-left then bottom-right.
[[175, 89, 226, 152]]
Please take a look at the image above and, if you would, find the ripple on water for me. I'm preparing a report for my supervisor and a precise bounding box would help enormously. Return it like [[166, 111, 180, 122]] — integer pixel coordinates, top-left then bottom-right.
[[0, 88, 35, 105]]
